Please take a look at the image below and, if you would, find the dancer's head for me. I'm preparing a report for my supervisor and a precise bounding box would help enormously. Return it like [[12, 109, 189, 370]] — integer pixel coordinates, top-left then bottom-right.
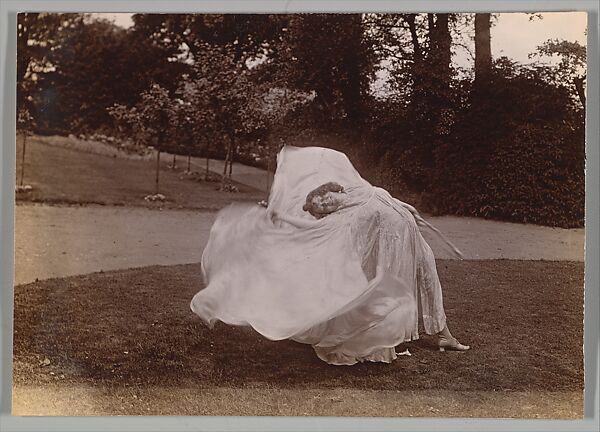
[[302, 182, 345, 218]]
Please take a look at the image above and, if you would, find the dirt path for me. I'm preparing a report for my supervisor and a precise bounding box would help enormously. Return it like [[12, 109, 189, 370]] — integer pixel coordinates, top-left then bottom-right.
[[14, 204, 212, 285], [14, 203, 584, 285], [419, 215, 584, 261]]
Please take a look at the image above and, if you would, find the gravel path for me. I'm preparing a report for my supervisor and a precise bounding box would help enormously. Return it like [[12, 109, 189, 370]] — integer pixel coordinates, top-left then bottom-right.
[[14, 203, 584, 286]]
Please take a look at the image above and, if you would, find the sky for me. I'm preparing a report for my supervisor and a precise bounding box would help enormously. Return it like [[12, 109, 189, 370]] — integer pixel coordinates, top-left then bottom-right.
[[490, 12, 587, 64], [96, 11, 588, 67]]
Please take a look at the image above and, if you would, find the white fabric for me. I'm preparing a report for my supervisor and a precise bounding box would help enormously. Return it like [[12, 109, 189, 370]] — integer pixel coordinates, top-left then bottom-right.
[[191, 145, 449, 365]]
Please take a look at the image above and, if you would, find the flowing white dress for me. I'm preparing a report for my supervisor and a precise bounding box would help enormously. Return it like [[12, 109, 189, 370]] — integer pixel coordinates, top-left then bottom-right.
[[191, 145, 450, 365]]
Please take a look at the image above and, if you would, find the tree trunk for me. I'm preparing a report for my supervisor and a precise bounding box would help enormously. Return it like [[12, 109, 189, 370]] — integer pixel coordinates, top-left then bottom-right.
[[339, 14, 366, 123], [187, 153, 191, 172], [405, 14, 422, 62], [574, 76, 586, 109], [427, 13, 435, 33], [220, 143, 230, 191], [155, 150, 161, 194], [431, 14, 452, 85], [266, 145, 271, 192], [20, 133, 27, 186], [172, 153, 176, 169], [205, 139, 211, 178], [404, 14, 424, 99], [475, 13, 492, 85], [228, 145, 234, 179]]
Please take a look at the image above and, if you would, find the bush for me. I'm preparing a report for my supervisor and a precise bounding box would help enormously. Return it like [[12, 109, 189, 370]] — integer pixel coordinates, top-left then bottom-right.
[[428, 65, 585, 227], [478, 125, 584, 227]]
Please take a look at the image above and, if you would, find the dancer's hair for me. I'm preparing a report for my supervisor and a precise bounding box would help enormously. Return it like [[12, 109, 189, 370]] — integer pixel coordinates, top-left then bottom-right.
[[302, 182, 344, 212]]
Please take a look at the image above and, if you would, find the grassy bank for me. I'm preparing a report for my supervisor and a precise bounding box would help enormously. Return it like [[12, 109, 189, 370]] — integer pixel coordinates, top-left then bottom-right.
[[15, 135, 266, 210]]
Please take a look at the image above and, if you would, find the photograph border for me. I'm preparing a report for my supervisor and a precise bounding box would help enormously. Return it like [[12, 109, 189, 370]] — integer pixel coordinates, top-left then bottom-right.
[[1, 1, 598, 431]]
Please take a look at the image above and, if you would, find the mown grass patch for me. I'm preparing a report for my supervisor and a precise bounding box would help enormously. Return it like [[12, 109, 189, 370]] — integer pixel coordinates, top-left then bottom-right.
[[13, 260, 584, 393]]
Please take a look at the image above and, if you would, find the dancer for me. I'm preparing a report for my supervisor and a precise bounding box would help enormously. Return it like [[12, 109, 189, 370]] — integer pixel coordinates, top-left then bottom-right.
[[191, 145, 469, 365]]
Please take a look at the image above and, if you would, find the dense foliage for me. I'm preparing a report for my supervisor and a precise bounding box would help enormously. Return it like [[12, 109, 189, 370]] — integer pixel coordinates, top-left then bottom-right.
[[429, 62, 585, 227], [17, 13, 586, 227]]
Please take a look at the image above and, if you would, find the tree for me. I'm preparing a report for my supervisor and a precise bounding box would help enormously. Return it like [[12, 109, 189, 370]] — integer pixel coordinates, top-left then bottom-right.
[[531, 39, 587, 108], [18, 13, 187, 135], [246, 84, 314, 187], [139, 84, 172, 194], [176, 78, 217, 178], [109, 84, 172, 196], [183, 44, 271, 190], [173, 34, 315, 190], [16, 107, 35, 188], [363, 13, 457, 190], [275, 14, 376, 124], [365, 13, 454, 108], [17, 13, 84, 114], [167, 97, 197, 172], [130, 14, 285, 67], [37, 17, 187, 134]]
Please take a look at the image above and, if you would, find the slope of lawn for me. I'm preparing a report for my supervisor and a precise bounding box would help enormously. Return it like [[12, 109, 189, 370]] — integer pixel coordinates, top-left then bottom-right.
[[15, 135, 266, 210], [13, 260, 584, 416]]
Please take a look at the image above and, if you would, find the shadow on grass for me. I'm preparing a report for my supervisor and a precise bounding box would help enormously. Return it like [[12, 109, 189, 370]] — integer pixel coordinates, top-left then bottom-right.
[[13, 261, 584, 392]]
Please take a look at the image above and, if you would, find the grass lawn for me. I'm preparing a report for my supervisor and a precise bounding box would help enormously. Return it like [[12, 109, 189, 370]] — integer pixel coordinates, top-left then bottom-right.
[[15, 135, 266, 210], [13, 260, 584, 417]]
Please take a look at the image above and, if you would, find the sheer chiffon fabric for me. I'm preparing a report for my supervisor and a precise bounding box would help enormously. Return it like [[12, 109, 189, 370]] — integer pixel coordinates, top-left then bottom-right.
[[191, 146, 447, 365]]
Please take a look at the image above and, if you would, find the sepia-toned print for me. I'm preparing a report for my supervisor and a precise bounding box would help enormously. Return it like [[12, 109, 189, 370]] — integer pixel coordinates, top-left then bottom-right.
[[13, 12, 585, 417]]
